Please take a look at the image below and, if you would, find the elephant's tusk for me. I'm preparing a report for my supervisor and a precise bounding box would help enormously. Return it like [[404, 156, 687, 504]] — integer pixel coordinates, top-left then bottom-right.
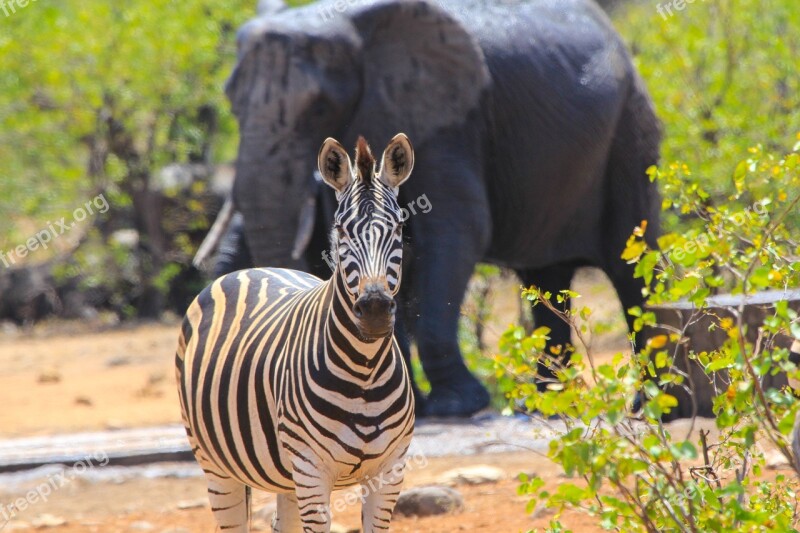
[[193, 198, 235, 268], [291, 195, 317, 261]]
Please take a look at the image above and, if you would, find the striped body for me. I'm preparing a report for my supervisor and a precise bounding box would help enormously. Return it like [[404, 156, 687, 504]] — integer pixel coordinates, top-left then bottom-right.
[[176, 135, 416, 532]]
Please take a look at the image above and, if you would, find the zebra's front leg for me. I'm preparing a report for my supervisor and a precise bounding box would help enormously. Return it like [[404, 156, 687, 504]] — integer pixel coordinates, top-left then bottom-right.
[[274, 461, 333, 533], [272, 492, 301, 533], [205, 472, 250, 533], [362, 458, 406, 532]]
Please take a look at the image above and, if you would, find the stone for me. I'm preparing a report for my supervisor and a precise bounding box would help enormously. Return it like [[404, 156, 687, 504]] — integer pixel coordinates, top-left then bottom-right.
[[765, 449, 791, 470], [439, 465, 505, 486], [37, 368, 61, 384], [105, 355, 131, 367], [394, 486, 464, 517], [129, 521, 155, 531], [75, 395, 93, 406]]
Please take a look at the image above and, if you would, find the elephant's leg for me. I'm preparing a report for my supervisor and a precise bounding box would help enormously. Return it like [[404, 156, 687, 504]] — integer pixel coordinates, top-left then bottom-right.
[[415, 233, 489, 417], [518, 264, 576, 391], [604, 261, 648, 352], [205, 471, 250, 533], [601, 74, 660, 353]]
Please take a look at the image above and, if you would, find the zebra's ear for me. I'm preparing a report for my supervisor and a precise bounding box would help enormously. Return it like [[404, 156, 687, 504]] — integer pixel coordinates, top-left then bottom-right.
[[318, 137, 353, 193], [379, 133, 414, 190]]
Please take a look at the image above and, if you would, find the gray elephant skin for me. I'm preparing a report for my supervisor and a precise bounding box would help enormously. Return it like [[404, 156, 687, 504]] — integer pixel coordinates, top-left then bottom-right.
[[216, 0, 661, 417]]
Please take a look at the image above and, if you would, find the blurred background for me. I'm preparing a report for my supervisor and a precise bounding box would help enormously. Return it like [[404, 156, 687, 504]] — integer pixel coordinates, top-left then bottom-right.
[[0, 0, 799, 531]]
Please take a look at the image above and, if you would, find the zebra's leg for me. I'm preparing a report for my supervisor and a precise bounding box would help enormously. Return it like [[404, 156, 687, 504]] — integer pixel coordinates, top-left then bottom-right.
[[205, 471, 250, 533], [272, 492, 302, 533], [272, 454, 333, 533], [292, 475, 333, 533], [361, 458, 405, 532]]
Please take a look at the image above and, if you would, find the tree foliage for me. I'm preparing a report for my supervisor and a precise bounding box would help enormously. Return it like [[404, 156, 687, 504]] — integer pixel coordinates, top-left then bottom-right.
[[0, 0, 258, 315], [0, 0, 255, 236], [616, 0, 800, 229]]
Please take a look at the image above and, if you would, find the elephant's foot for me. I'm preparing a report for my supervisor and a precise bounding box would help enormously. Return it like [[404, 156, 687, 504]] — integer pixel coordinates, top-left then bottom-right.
[[422, 368, 490, 418]]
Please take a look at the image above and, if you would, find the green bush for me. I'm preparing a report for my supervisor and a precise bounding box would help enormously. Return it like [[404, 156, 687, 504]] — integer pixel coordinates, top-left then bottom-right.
[[496, 142, 800, 531]]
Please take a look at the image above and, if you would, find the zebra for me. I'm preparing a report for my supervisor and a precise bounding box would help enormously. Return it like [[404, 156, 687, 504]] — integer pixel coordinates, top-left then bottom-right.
[[176, 134, 416, 532]]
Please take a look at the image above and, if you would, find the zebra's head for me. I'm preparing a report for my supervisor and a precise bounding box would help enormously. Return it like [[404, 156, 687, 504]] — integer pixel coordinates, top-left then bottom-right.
[[317, 133, 414, 339]]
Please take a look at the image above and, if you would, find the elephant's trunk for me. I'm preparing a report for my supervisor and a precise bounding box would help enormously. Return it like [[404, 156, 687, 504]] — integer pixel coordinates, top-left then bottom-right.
[[233, 134, 318, 270]]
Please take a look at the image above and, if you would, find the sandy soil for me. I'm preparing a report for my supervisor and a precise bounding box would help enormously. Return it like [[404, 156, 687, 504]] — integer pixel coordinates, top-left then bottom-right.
[[0, 452, 609, 532], [0, 268, 645, 532]]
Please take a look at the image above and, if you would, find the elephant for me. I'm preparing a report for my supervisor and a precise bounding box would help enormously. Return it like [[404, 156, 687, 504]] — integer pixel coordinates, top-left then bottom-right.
[[208, 0, 662, 418]]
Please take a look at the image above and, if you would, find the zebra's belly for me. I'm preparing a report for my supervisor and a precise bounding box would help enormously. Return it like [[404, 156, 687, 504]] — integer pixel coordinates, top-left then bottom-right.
[[272, 406, 414, 487]]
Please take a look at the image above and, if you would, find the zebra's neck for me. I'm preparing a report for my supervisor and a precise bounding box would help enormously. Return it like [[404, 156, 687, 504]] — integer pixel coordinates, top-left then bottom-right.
[[319, 269, 395, 384]]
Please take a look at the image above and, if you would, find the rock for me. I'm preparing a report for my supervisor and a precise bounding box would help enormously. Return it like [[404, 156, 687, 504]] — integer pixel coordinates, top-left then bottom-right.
[[394, 486, 464, 517], [765, 449, 791, 470], [75, 395, 93, 406], [176, 498, 206, 510], [439, 465, 505, 486], [37, 367, 61, 384], [136, 372, 166, 398], [129, 521, 155, 531], [330, 524, 357, 533], [106, 355, 131, 367], [31, 514, 66, 527], [160, 529, 191, 533]]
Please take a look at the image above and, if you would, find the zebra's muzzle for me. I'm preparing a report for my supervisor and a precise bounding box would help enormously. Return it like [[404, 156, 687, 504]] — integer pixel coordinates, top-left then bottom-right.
[[353, 289, 396, 339]]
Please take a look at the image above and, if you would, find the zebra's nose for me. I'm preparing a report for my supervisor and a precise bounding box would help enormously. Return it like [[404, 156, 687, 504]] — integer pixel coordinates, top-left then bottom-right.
[[353, 293, 396, 320]]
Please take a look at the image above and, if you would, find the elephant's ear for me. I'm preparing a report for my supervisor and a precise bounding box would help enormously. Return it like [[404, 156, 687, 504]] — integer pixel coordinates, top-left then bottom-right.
[[380, 133, 414, 190], [349, 0, 490, 146], [224, 19, 274, 120], [318, 138, 354, 193]]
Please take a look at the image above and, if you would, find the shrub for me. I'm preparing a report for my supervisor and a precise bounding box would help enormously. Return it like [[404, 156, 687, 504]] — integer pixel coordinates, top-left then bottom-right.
[[496, 142, 800, 532]]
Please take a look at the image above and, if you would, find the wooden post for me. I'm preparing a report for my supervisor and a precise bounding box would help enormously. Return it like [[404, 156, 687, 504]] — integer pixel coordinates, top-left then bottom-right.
[[648, 289, 800, 421]]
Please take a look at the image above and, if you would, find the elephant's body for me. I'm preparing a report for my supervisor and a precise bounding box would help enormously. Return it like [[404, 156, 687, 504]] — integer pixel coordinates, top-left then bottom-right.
[[220, 0, 661, 416]]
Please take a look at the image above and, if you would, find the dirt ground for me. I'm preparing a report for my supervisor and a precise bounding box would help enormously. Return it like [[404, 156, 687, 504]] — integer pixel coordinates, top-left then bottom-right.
[[0, 269, 679, 532], [0, 451, 610, 532]]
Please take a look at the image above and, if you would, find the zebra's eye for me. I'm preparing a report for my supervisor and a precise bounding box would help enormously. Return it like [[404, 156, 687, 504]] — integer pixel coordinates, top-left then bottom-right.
[[336, 226, 347, 240], [393, 225, 402, 236]]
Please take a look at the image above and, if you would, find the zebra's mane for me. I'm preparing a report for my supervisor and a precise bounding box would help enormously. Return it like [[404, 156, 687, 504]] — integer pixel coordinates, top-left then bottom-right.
[[355, 136, 375, 185]]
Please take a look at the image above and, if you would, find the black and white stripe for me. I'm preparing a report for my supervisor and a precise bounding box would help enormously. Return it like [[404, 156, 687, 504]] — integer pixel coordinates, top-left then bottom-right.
[[176, 134, 415, 532]]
